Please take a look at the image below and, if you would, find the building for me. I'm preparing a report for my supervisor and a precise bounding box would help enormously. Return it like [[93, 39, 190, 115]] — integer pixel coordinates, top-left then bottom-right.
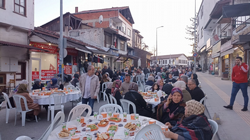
[[0, 0, 42, 92], [150, 54, 188, 67]]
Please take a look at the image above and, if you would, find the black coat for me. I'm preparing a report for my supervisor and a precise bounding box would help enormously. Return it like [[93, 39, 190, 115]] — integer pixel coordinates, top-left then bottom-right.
[[145, 80, 154, 86], [107, 69, 113, 79], [166, 78, 177, 84], [124, 90, 152, 117], [156, 67, 161, 73], [71, 78, 79, 87], [188, 87, 205, 102], [32, 83, 44, 90]]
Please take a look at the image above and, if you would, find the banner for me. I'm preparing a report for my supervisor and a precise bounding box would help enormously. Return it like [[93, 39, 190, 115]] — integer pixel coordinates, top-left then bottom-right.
[[64, 65, 72, 74], [32, 71, 39, 81], [41, 70, 56, 81]]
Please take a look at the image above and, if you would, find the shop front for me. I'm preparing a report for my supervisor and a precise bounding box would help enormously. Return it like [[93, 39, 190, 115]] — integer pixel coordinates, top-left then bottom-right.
[[220, 40, 233, 79], [211, 41, 221, 75]]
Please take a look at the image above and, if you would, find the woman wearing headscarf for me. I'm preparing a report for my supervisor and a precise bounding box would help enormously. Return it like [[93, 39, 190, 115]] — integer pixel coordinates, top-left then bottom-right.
[[157, 88, 185, 125], [111, 80, 122, 106], [163, 100, 213, 140], [145, 76, 155, 86], [124, 82, 152, 117], [173, 81, 192, 103], [46, 78, 59, 90], [71, 74, 79, 87], [155, 72, 162, 80], [191, 73, 200, 86], [32, 79, 44, 90], [157, 79, 164, 90], [16, 84, 41, 120]]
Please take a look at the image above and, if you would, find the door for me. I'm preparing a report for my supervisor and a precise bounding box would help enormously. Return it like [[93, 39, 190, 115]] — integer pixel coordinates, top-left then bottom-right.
[[16, 62, 26, 81], [31, 59, 41, 81]]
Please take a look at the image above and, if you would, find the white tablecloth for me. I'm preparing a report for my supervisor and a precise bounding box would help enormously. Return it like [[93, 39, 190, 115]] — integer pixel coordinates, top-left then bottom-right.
[[144, 98, 161, 108], [30, 91, 81, 105], [47, 114, 170, 140]]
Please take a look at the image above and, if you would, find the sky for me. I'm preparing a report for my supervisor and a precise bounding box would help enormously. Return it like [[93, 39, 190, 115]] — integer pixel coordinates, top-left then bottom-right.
[[35, 0, 202, 57]]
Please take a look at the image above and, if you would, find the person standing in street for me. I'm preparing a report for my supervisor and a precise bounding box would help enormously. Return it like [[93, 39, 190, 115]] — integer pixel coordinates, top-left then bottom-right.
[[79, 65, 100, 115], [224, 57, 249, 111]]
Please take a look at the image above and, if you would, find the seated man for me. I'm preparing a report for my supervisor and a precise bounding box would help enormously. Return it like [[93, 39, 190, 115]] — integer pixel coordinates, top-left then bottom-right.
[[166, 73, 177, 84], [187, 79, 205, 102], [180, 75, 189, 91], [120, 74, 131, 95]]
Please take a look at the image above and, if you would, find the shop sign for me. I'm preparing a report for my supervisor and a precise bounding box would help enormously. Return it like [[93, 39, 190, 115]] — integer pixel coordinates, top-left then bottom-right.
[[109, 49, 119, 56], [30, 42, 58, 54], [200, 46, 206, 53], [41, 70, 56, 81], [32, 71, 39, 81], [221, 40, 232, 52], [206, 38, 211, 50], [64, 65, 72, 74], [67, 48, 78, 56]]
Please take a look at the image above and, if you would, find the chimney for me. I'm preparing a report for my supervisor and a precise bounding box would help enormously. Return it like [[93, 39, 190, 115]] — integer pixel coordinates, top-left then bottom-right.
[[75, 7, 78, 13]]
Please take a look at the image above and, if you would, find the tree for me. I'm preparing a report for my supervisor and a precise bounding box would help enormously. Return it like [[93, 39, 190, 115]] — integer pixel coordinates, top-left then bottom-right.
[[185, 17, 197, 46]]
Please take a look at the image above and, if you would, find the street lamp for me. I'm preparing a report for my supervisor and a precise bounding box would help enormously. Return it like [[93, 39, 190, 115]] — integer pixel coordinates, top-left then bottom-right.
[[156, 26, 164, 65]]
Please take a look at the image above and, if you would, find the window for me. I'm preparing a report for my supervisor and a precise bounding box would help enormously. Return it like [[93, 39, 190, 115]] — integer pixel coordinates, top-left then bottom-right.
[[235, 16, 250, 28], [122, 23, 126, 33], [169, 60, 171, 64], [162, 60, 164, 64], [120, 41, 125, 51], [105, 33, 112, 47], [201, 27, 203, 38], [127, 29, 131, 36], [14, 0, 26, 16], [0, 0, 5, 9]]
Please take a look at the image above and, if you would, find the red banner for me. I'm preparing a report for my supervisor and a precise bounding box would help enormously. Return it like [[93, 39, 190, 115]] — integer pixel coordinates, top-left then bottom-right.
[[64, 65, 72, 74], [67, 48, 78, 56], [30, 42, 58, 54], [41, 70, 57, 81], [32, 71, 39, 81]]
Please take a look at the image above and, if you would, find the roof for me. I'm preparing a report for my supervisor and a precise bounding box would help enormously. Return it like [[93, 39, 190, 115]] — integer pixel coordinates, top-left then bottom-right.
[[150, 54, 186, 60], [134, 47, 153, 55], [0, 41, 48, 51], [32, 27, 104, 51], [74, 6, 135, 24]]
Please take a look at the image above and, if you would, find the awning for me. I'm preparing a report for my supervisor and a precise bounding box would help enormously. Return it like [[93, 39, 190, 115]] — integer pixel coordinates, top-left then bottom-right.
[[210, 0, 231, 19], [128, 54, 139, 59], [67, 41, 91, 53], [222, 3, 250, 18], [220, 48, 234, 57], [0, 41, 48, 51], [35, 33, 59, 45], [75, 47, 91, 54]]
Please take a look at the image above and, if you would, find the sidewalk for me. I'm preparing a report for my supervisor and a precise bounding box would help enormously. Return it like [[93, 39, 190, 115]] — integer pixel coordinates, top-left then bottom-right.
[[197, 72, 250, 140]]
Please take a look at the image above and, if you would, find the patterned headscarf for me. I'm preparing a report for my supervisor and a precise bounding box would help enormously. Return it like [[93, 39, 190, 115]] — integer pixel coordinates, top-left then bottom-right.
[[128, 82, 138, 92], [171, 87, 183, 100], [17, 84, 29, 93], [111, 80, 122, 96], [185, 100, 205, 117]]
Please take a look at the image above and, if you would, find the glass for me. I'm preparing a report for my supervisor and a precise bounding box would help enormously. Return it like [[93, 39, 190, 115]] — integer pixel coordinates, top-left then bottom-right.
[[86, 127, 91, 135], [80, 117, 85, 123], [135, 114, 139, 120], [98, 115, 103, 121], [136, 121, 141, 129], [108, 111, 112, 118], [86, 134, 92, 140], [130, 114, 135, 120], [161, 126, 168, 132], [113, 113, 119, 118], [62, 122, 66, 130], [94, 112, 98, 119], [71, 135, 80, 140], [123, 112, 127, 119], [101, 112, 107, 118], [124, 128, 129, 138], [108, 130, 115, 139]]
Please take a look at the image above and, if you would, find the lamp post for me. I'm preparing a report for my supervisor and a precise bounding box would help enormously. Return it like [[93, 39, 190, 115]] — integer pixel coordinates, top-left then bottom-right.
[[156, 26, 164, 65], [193, 0, 197, 73]]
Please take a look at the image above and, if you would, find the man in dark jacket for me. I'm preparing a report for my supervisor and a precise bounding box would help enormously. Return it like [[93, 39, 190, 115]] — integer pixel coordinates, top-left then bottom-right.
[[107, 67, 113, 79], [166, 73, 177, 84], [102, 65, 108, 76], [187, 79, 205, 102], [156, 64, 161, 74], [143, 67, 149, 75]]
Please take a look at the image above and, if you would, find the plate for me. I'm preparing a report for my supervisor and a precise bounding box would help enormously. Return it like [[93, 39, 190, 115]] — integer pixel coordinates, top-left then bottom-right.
[[98, 119, 109, 127], [107, 125, 118, 131], [108, 117, 121, 122], [96, 132, 110, 140], [87, 124, 99, 131]]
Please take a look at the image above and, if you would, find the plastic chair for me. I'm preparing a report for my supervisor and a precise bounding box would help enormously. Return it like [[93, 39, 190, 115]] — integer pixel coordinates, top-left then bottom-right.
[[208, 119, 218, 140], [15, 136, 33, 140], [109, 94, 117, 104], [47, 92, 65, 122], [39, 111, 65, 140], [135, 124, 164, 140], [101, 82, 109, 101], [99, 104, 123, 115], [144, 86, 151, 92], [104, 92, 110, 104], [200, 94, 207, 104], [13, 95, 38, 126], [67, 104, 92, 122], [120, 99, 136, 114], [2, 92, 16, 123]]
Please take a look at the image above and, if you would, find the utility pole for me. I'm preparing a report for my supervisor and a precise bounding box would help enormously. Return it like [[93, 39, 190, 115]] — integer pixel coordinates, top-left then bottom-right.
[[193, 0, 197, 73], [156, 26, 164, 65], [59, 0, 64, 82]]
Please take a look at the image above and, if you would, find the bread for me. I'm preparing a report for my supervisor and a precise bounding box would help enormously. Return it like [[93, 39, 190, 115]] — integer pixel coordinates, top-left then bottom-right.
[[101, 133, 108, 139], [59, 131, 69, 137]]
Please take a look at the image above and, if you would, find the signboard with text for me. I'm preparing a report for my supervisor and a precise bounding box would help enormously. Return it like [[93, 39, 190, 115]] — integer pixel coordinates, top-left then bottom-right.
[[41, 70, 56, 81], [32, 71, 39, 81], [64, 65, 72, 74]]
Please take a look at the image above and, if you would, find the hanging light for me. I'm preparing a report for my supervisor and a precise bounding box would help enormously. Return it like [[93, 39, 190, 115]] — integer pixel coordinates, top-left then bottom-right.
[[49, 43, 51, 46], [103, 55, 106, 58]]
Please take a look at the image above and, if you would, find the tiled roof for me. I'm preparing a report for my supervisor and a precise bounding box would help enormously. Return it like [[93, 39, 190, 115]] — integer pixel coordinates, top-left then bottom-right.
[[75, 6, 129, 14], [150, 54, 186, 60]]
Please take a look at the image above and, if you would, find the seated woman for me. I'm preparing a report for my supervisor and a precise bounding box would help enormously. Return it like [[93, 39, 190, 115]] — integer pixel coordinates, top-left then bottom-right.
[[191, 73, 200, 86], [32, 79, 44, 91], [146, 76, 155, 86], [157, 79, 164, 90], [163, 100, 213, 140], [71, 74, 79, 87], [111, 80, 123, 106], [16, 84, 41, 120], [95, 71, 101, 82], [124, 82, 152, 117], [151, 83, 159, 92], [46, 78, 59, 90], [173, 81, 192, 103], [157, 88, 185, 125], [155, 72, 162, 80]]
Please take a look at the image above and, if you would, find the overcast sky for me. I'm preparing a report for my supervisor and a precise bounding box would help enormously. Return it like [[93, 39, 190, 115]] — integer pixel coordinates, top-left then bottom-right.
[[35, 0, 202, 56]]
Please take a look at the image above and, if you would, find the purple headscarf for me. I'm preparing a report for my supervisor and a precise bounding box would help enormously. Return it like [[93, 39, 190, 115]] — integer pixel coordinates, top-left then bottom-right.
[[171, 87, 183, 100]]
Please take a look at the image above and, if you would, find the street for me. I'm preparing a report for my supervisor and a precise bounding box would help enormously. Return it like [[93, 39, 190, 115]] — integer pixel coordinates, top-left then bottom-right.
[[0, 72, 249, 140]]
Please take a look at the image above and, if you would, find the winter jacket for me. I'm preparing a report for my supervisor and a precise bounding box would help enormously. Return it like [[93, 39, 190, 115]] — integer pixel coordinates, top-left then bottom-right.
[[232, 62, 249, 83]]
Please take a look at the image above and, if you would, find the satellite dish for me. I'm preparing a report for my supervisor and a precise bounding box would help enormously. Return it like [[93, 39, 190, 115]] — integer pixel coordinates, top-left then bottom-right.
[[99, 15, 103, 24], [64, 49, 67, 58]]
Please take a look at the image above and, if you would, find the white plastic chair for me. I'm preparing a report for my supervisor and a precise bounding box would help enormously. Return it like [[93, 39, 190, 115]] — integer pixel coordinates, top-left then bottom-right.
[[47, 92, 65, 122], [101, 82, 109, 101], [120, 99, 136, 114], [15, 136, 32, 140], [39, 111, 65, 140], [67, 104, 92, 122], [99, 104, 123, 115], [208, 119, 218, 140], [13, 95, 38, 126], [109, 94, 117, 104], [104, 92, 110, 104], [200, 94, 207, 104], [2, 92, 16, 123], [135, 124, 165, 140], [144, 86, 151, 92]]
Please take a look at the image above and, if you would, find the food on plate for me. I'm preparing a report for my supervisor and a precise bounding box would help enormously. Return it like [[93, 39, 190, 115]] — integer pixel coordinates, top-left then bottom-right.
[[81, 123, 86, 127], [108, 117, 121, 122], [58, 129, 70, 138], [75, 130, 80, 133], [124, 122, 137, 131], [87, 124, 98, 131], [96, 132, 110, 140], [98, 119, 109, 127], [108, 125, 118, 131], [123, 119, 127, 122], [130, 132, 135, 136]]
